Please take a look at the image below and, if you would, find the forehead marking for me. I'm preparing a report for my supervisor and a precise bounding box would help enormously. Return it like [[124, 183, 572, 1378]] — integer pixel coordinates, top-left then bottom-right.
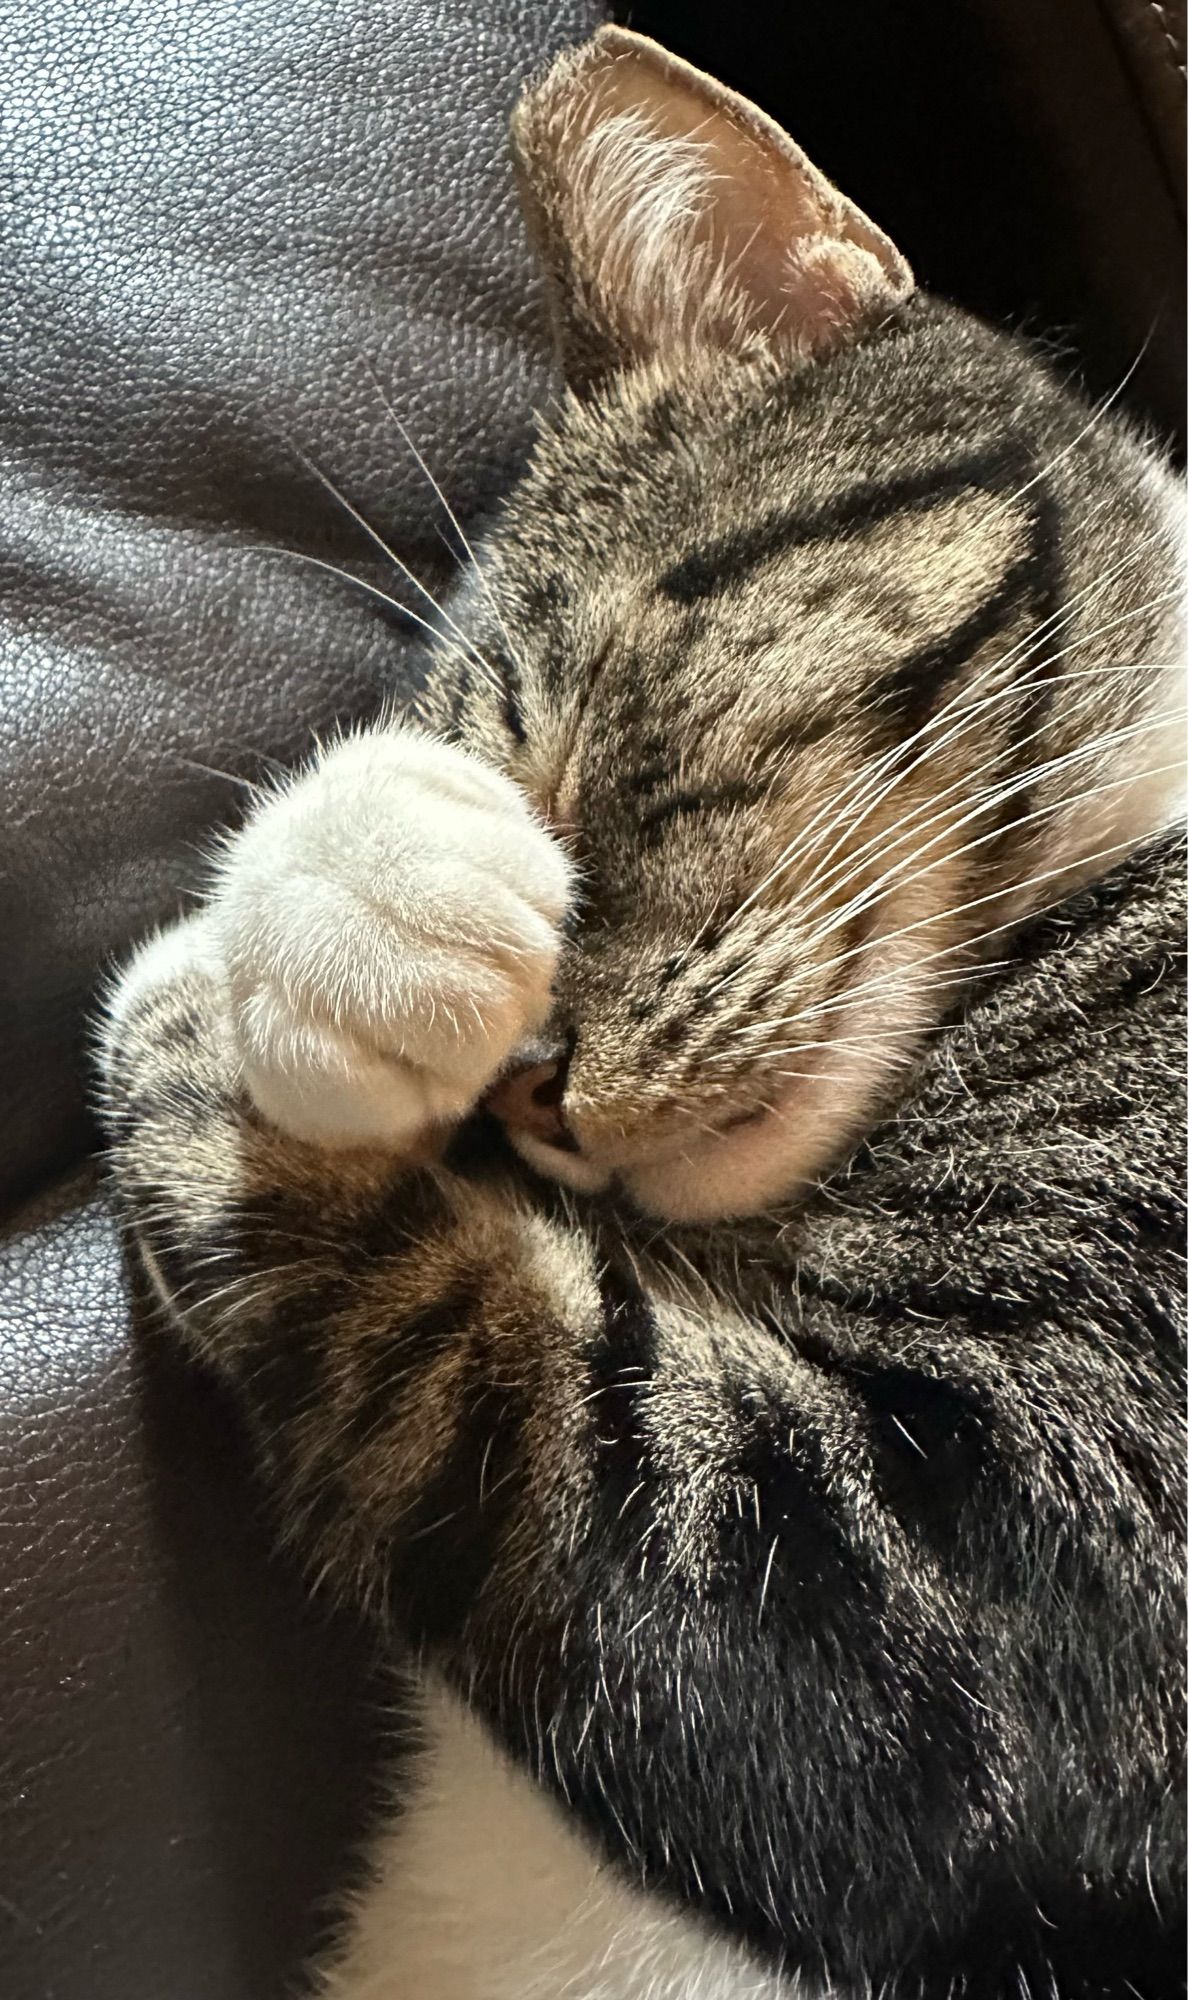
[[658, 444, 1033, 604]]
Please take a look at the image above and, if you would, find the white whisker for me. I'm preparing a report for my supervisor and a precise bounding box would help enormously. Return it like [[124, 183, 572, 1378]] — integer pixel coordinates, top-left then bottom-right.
[[752, 797, 1182, 1045], [702, 688, 1180, 1024], [988, 333, 1153, 519], [292, 448, 503, 694], [797, 724, 1180, 964], [725, 533, 1175, 929], [362, 362, 531, 684], [783, 638, 1180, 940], [246, 543, 424, 621]]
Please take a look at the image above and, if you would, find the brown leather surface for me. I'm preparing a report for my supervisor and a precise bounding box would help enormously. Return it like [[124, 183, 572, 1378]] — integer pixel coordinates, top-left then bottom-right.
[[970, 0, 1186, 449], [0, 1172, 393, 2000], [1097, 0, 1186, 208], [0, 3, 601, 1996]]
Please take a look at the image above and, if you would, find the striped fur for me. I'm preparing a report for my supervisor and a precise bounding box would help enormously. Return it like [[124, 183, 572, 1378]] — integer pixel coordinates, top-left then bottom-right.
[[98, 27, 1185, 1997]]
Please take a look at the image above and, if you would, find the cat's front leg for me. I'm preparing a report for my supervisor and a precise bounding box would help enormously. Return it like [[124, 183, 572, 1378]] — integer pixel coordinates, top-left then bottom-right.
[[202, 725, 573, 1150], [98, 720, 575, 1405]]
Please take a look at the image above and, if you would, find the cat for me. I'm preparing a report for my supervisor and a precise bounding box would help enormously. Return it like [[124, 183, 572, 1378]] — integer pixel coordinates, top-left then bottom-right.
[[98, 26, 1186, 2000]]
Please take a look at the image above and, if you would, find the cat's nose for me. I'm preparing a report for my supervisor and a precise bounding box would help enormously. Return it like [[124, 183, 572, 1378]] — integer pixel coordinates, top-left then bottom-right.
[[485, 1052, 574, 1148]]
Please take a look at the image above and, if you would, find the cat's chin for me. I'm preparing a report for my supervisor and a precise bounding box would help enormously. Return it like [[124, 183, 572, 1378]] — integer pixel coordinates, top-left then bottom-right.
[[622, 1109, 824, 1223]]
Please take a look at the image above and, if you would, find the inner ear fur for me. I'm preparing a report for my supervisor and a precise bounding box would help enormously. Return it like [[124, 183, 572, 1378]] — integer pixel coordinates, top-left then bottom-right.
[[511, 26, 915, 390]]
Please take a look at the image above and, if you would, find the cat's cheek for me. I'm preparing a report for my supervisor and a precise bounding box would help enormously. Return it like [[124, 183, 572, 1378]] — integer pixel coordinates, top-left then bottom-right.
[[623, 1114, 809, 1223]]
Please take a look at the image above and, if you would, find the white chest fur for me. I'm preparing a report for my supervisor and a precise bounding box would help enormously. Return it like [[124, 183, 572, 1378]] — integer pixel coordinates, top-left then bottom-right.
[[316, 1678, 803, 2000]]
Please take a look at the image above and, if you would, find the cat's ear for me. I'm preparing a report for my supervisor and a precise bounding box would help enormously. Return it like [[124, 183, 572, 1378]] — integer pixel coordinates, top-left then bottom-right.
[[512, 27, 914, 390]]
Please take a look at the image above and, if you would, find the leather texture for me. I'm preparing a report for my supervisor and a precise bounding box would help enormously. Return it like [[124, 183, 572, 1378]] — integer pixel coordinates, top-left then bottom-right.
[[0, 1172, 393, 2000], [967, 0, 1186, 445], [0, 1, 1181, 1997], [1098, 0, 1186, 208]]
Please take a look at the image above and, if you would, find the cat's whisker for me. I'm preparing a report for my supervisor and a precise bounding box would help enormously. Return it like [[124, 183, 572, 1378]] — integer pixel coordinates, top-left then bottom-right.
[[738, 1013, 976, 1060], [745, 960, 1000, 1049], [763, 1028, 965, 1070], [989, 334, 1153, 519], [749, 791, 1182, 1044], [729, 537, 1177, 926], [779, 622, 1181, 938], [772, 966, 996, 1039], [291, 448, 505, 695], [797, 723, 1180, 962], [787, 912, 1064, 1036], [749, 1064, 862, 1089], [245, 542, 424, 620], [779, 572, 1178, 922], [721, 1043, 928, 1088], [173, 738, 292, 787], [720, 750, 1177, 1046], [698, 668, 1178, 1017], [781, 708, 1175, 958], [714, 977, 1010, 1066], [361, 362, 532, 685], [245, 542, 485, 680], [716, 961, 993, 1053], [173, 756, 263, 793]]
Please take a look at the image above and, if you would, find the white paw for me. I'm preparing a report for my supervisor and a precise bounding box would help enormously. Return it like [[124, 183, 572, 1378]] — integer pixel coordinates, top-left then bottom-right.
[[207, 729, 573, 1148]]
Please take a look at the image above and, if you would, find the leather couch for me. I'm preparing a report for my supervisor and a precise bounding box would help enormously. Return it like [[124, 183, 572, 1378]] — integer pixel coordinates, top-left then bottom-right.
[[1, 3, 1182, 1996]]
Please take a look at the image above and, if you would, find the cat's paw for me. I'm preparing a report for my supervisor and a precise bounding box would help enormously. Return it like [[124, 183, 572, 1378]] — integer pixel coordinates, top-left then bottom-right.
[[208, 730, 573, 1149]]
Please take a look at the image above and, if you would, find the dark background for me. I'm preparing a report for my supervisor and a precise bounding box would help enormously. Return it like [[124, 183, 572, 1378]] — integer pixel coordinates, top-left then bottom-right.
[[616, 0, 1186, 452]]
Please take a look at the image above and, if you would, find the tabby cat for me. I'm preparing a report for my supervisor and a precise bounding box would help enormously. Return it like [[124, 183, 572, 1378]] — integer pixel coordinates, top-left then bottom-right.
[[99, 28, 1186, 2000]]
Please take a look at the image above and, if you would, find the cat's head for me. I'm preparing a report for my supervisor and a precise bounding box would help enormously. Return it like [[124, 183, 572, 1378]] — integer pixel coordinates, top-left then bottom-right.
[[421, 27, 1185, 1223]]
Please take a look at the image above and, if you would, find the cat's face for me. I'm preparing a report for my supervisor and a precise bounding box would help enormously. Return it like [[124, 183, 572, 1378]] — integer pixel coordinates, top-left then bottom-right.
[[421, 29, 1184, 1222]]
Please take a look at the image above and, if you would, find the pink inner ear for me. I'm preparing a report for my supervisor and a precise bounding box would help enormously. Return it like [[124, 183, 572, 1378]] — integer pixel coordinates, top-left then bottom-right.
[[565, 29, 914, 358], [780, 237, 907, 353]]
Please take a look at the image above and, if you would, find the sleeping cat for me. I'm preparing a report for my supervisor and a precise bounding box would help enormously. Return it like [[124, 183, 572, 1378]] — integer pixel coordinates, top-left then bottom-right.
[[98, 26, 1185, 2000]]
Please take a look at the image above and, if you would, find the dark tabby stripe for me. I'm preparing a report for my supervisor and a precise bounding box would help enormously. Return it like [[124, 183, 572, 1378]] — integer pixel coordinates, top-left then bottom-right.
[[636, 779, 763, 840], [869, 479, 1064, 734], [586, 1265, 663, 1555], [489, 642, 527, 743], [657, 446, 1037, 605]]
